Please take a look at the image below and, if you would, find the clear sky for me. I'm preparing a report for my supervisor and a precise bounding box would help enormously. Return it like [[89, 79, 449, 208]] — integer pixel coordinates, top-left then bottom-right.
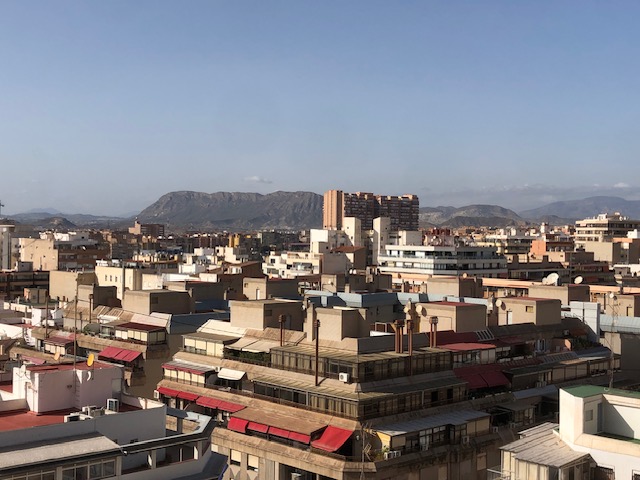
[[1, 1, 640, 216]]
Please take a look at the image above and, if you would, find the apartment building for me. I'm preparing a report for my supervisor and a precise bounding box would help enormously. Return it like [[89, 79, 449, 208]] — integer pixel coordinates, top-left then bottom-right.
[[496, 385, 640, 480], [0, 222, 15, 270], [377, 243, 507, 286], [18, 232, 110, 271], [152, 286, 619, 480], [476, 229, 535, 258], [575, 213, 640, 248], [0, 359, 219, 479], [323, 190, 419, 231], [128, 220, 166, 238]]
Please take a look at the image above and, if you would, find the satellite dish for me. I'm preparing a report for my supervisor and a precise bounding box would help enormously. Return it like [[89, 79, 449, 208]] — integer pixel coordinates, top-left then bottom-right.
[[420, 306, 427, 316], [87, 353, 95, 367], [403, 300, 413, 314], [574, 276, 583, 285], [53, 351, 61, 362], [609, 292, 617, 300], [495, 299, 503, 308], [462, 273, 468, 279], [547, 273, 560, 286]]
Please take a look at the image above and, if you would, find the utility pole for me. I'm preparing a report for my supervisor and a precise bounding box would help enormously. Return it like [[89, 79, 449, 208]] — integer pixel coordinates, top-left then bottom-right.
[[609, 293, 618, 389]]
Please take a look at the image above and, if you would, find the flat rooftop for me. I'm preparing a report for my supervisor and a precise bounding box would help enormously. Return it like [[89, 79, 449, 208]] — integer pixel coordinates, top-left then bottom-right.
[[563, 385, 640, 400], [0, 403, 141, 433]]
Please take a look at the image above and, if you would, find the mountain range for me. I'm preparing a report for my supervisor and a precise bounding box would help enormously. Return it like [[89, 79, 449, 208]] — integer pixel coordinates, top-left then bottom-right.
[[5, 193, 640, 231]]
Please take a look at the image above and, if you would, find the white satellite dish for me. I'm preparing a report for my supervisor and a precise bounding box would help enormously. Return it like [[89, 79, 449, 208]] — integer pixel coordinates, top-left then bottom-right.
[[609, 292, 617, 301], [574, 276, 583, 285], [462, 273, 468, 279], [547, 273, 560, 286], [495, 299, 503, 308]]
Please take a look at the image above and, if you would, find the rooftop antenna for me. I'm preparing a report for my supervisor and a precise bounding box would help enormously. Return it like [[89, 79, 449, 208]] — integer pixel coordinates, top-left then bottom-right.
[[0, 200, 4, 216]]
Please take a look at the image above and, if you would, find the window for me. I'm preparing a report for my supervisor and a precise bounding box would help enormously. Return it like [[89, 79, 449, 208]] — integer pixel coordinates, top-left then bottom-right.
[[525, 306, 534, 313], [230, 449, 242, 466], [247, 455, 259, 472]]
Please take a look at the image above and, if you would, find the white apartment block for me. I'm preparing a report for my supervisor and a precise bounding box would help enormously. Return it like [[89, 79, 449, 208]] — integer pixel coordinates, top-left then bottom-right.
[[498, 385, 640, 480]]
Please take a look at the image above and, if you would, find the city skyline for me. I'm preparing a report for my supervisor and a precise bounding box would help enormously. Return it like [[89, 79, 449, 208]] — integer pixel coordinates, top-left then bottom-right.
[[2, 2, 640, 215]]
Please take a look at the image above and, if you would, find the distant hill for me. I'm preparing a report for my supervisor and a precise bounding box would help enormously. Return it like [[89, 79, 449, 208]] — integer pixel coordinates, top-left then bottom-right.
[[10, 194, 640, 232], [137, 191, 323, 230], [9, 212, 130, 230], [419, 204, 526, 227], [519, 196, 640, 221]]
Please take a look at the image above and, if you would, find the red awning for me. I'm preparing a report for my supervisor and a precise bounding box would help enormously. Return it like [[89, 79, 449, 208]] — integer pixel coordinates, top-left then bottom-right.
[[311, 426, 353, 452], [481, 371, 510, 388], [22, 356, 46, 365], [463, 374, 489, 390], [289, 432, 311, 444], [228, 417, 249, 433], [268, 426, 291, 439], [177, 391, 199, 402], [45, 336, 74, 346], [218, 401, 245, 413], [157, 386, 179, 398], [248, 422, 269, 434], [98, 346, 142, 363], [196, 396, 221, 409]]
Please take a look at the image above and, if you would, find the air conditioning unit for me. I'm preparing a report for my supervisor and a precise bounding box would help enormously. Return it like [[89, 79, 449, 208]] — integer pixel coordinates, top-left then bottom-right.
[[153, 390, 160, 400], [491, 426, 499, 433], [82, 405, 98, 415], [64, 413, 82, 422], [106, 398, 120, 412], [338, 372, 350, 383], [461, 435, 470, 446], [384, 450, 401, 459]]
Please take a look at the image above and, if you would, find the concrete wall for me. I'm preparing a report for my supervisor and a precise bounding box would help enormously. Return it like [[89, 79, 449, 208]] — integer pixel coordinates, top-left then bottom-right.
[[426, 277, 484, 298], [96, 265, 143, 300], [230, 300, 304, 330], [16, 364, 123, 413], [243, 278, 299, 301], [123, 290, 191, 315], [315, 307, 360, 341], [417, 303, 487, 333], [528, 285, 590, 305], [497, 298, 561, 326], [49, 271, 97, 303]]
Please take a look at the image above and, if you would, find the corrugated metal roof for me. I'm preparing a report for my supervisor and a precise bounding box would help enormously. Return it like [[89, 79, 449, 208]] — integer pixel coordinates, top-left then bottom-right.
[[501, 423, 588, 467], [377, 409, 489, 437], [601, 314, 640, 334]]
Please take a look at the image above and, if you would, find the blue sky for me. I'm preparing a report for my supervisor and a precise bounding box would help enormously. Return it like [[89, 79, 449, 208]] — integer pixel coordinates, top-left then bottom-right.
[[1, 1, 640, 215]]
